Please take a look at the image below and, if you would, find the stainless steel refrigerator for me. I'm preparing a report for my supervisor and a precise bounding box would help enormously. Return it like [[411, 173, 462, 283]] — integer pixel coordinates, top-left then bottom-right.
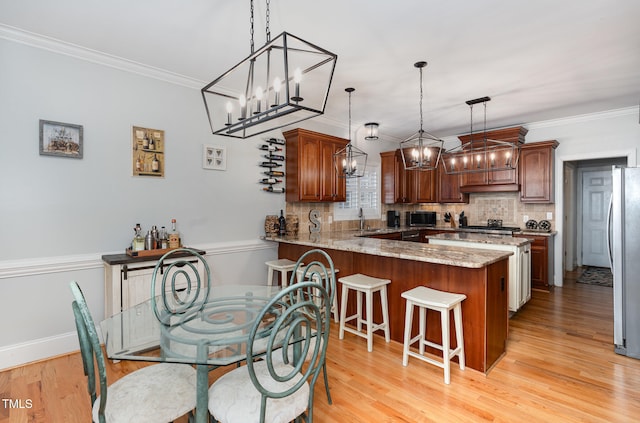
[[608, 166, 640, 358]]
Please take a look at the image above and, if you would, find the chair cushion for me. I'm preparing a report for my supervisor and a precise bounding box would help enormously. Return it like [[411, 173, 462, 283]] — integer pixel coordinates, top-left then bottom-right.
[[209, 361, 309, 423], [92, 363, 196, 423]]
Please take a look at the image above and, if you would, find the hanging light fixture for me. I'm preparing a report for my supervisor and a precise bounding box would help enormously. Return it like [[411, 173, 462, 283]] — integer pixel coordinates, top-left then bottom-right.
[[334, 88, 368, 178], [443, 96, 520, 175], [400, 61, 444, 171], [364, 122, 379, 140], [201, 0, 337, 139]]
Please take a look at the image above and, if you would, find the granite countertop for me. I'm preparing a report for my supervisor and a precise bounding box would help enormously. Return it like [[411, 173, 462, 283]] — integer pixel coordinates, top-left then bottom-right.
[[264, 231, 512, 269], [425, 232, 533, 246]]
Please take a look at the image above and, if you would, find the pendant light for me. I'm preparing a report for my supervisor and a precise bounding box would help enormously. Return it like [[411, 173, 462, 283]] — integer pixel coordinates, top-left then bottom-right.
[[201, 0, 337, 139], [443, 96, 520, 175], [364, 122, 379, 140], [334, 88, 368, 178], [399, 61, 444, 171]]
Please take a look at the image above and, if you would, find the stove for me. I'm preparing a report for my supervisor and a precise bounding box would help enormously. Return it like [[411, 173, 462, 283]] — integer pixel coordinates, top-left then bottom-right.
[[459, 219, 521, 235]]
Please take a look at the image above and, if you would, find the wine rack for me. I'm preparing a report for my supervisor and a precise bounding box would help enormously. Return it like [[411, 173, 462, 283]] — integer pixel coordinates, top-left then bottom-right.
[[259, 137, 286, 193]]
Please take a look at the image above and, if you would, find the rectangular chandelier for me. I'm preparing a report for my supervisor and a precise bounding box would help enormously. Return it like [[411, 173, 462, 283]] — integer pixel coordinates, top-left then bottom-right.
[[201, 31, 337, 139]]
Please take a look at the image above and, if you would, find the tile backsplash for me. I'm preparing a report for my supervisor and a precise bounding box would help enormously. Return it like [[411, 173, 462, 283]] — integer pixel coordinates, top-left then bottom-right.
[[283, 192, 556, 234]]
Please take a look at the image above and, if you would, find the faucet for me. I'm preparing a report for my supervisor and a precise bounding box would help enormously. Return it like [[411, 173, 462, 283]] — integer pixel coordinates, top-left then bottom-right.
[[359, 208, 365, 230]]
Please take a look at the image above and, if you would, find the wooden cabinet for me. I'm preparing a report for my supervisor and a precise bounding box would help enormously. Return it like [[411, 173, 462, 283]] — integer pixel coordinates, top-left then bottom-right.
[[437, 154, 469, 203], [284, 128, 348, 202], [519, 140, 559, 203], [380, 150, 437, 204], [514, 234, 554, 291]]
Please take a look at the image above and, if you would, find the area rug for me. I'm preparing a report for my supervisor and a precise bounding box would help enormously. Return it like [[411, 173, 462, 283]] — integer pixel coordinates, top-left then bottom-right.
[[577, 266, 613, 287]]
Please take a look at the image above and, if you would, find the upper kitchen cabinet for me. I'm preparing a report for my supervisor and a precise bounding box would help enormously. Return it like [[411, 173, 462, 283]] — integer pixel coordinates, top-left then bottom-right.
[[458, 126, 527, 193], [519, 140, 559, 203], [284, 128, 348, 202], [437, 153, 469, 203], [380, 150, 437, 204]]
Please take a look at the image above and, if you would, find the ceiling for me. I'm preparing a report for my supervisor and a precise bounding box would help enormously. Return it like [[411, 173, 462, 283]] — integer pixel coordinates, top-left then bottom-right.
[[2, 0, 640, 140]]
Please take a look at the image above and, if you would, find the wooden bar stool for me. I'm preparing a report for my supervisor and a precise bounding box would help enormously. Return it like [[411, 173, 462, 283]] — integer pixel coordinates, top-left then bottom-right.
[[265, 259, 298, 287], [338, 274, 391, 352], [401, 286, 466, 384], [297, 264, 340, 322]]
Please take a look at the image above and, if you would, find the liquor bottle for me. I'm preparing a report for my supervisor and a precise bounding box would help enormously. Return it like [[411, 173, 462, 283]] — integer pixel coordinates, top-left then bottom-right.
[[169, 218, 181, 248], [263, 187, 285, 193], [142, 134, 149, 149], [135, 156, 142, 172], [278, 210, 287, 236], [259, 161, 282, 168], [263, 170, 285, 177], [132, 224, 145, 251], [260, 178, 282, 184], [258, 144, 282, 152], [152, 154, 160, 172], [159, 226, 168, 249], [263, 154, 285, 161], [148, 137, 155, 150]]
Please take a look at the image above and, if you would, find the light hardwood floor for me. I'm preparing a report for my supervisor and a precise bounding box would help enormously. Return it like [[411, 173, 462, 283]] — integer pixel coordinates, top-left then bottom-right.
[[2, 269, 639, 422]]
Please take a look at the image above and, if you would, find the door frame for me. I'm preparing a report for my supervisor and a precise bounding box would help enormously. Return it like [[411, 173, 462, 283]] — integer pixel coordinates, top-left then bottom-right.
[[555, 149, 636, 287]]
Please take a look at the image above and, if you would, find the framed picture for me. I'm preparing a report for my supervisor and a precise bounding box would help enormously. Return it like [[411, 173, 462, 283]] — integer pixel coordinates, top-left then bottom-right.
[[39, 120, 83, 159], [202, 145, 227, 170], [132, 126, 165, 177]]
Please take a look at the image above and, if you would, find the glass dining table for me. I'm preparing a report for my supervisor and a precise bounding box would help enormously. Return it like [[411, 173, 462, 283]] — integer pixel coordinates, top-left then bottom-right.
[[100, 284, 283, 423]]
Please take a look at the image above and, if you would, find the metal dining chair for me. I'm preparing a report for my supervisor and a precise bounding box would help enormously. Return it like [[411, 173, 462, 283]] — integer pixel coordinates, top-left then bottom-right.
[[208, 281, 331, 423], [69, 281, 197, 423]]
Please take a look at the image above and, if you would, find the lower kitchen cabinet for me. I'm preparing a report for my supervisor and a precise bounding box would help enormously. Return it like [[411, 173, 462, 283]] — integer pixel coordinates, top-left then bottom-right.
[[427, 238, 531, 312], [102, 251, 206, 318], [514, 234, 554, 291]]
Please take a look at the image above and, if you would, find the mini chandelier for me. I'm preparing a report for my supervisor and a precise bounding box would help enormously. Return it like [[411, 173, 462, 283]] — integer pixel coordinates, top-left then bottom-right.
[[400, 61, 444, 171], [201, 0, 337, 139], [334, 88, 368, 178], [443, 96, 520, 175], [364, 122, 379, 140]]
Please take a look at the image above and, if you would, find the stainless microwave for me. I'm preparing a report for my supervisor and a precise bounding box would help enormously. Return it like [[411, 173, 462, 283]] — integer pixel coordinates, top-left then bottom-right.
[[406, 211, 436, 227]]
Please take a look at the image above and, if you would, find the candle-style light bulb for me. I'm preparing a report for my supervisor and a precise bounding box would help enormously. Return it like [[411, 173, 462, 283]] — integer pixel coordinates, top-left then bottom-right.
[[239, 94, 247, 120], [225, 101, 233, 126], [476, 154, 482, 168], [490, 152, 496, 167], [450, 157, 456, 171], [254, 86, 263, 114], [272, 77, 281, 106], [292, 68, 303, 102], [505, 151, 511, 166], [463, 155, 468, 169]]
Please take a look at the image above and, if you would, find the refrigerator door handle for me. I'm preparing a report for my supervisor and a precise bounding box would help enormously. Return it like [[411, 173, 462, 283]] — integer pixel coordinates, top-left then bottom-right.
[[607, 193, 614, 270]]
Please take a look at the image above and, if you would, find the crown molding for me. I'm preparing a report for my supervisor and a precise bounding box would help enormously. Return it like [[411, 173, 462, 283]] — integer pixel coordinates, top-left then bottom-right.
[[0, 23, 204, 90], [526, 106, 637, 130]]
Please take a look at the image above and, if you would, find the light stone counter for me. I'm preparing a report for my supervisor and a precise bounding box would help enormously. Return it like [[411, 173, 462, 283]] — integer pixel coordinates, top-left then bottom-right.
[[264, 231, 512, 269], [425, 232, 533, 247]]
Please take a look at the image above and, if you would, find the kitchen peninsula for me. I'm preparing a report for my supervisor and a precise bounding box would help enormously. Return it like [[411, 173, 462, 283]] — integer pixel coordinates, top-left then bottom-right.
[[265, 231, 512, 373]]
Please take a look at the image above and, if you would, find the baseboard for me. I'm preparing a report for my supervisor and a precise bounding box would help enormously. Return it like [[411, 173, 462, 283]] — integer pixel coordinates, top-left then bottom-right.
[[0, 332, 79, 371]]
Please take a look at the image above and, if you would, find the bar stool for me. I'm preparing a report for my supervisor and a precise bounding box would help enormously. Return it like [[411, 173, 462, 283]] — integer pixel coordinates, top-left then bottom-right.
[[401, 286, 466, 384], [297, 264, 340, 322], [265, 259, 298, 287], [338, 274, 391, 352]]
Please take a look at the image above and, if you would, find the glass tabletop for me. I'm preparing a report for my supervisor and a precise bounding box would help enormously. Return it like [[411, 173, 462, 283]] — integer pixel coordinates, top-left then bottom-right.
[[100, 284, 283, 366]]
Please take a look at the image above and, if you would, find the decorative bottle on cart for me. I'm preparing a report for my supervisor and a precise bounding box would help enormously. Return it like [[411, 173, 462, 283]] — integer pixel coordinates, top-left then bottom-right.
[[169, 218, 181, 248], [278, 210, 287, 236], [132, 224, 145, 251]]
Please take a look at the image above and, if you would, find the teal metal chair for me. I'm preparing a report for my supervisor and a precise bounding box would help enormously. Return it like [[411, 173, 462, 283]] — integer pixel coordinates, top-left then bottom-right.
[[208, 280, 331, 423], [69, 281, 197, 423], [284, 249, 336, 405], [151, 247, 212, 325]]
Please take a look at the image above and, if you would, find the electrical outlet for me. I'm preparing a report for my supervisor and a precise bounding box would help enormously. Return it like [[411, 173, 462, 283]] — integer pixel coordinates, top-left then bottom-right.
[[328, 216, 333, 224], [546, 212, 553, 220], [523, 215, 529, 222]]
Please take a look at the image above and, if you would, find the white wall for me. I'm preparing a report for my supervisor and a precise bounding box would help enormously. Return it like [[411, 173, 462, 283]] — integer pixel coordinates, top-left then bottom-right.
[[0, 35, 283, 368]]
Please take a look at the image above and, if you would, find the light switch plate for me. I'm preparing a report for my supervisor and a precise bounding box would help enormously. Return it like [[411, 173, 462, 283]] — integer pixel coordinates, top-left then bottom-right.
[[203, 145, 226, 170], [546, 212, 553, 220], [523, 215, 529, 222]]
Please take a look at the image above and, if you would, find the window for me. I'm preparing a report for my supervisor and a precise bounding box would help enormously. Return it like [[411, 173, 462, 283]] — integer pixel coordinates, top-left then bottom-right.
[[333, 164, 380, 221]]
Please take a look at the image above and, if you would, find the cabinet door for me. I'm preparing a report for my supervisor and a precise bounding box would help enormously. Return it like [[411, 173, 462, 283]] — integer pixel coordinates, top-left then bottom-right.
[[395, 151, 413, 203], [515, 235, 548, 290], [437, 157, 469, 203], [320, 140, 346, 201], [380, 151, 396, 204], [519, 142, 557, 203], [298, 134, 322, 201], [489, 167, 518, 185], [413, 168, 437, 203], [521, 244, 532, 305]]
